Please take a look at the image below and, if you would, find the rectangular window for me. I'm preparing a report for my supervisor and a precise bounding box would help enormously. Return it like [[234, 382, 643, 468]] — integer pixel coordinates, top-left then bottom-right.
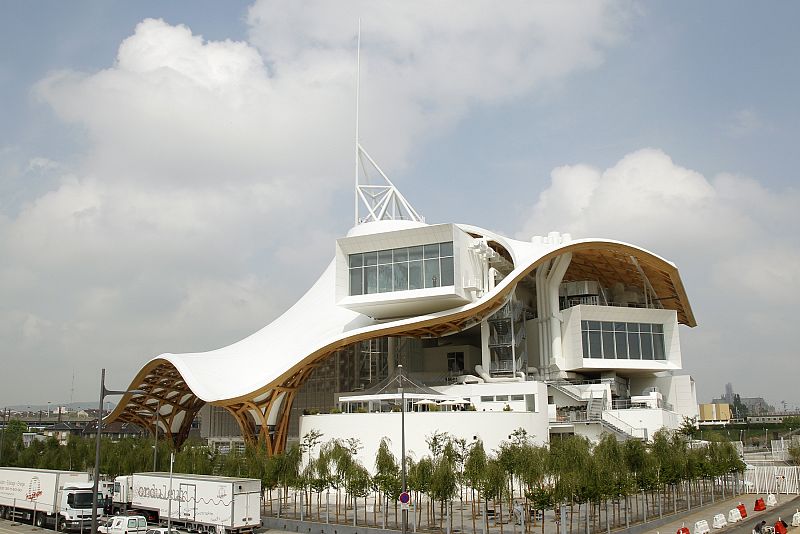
[[424, 258, 440, 288], [582, 330, 590, 359], [589, 331, 602, 358], [641, 333, 654, 360], [349, 242, 454, 295], [423, 243, 439, 259], [511, 394, 524, 401], [409, 260, 423, 290], [440, 256, 454, 286], [495, 395, 509, 401], [364, 251, 378, 266], [349, 253, 363, 267], [480, 396, 494, 402], [394, 262, 408, 291], [587, 321, 601, 331], [350, 268, 363, 296], [653, 333, 665, 360], [447, 351, 465, 373], [614, 331, 628, 359], [378, 249, 393, 264], [365, 266, 377, 294], [378, 265, 393, 292], [602, 331, 615, 359], [627, 332, 641, 359], [601, 321, 613, 332]]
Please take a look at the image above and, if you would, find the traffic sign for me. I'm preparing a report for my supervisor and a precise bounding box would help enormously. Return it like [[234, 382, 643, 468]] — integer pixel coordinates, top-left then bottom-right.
[[399, 491, 410, 504]]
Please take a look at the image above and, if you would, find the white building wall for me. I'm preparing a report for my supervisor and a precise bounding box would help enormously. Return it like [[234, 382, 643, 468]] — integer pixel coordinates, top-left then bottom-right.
[[606, 408, 683, 439], [629, 374, 699, 420], [300, 410, 549, 473]]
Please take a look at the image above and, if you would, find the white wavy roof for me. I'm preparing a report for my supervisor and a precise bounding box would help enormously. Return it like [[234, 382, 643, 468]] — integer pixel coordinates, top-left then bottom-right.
[[110, 222, 694, 443], [140, 222, 688, 403]]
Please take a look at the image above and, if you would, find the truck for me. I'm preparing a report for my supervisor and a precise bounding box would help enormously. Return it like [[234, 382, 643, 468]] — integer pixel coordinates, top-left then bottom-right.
[[0, 467, 99, 531], [112, 473, 261, 534]]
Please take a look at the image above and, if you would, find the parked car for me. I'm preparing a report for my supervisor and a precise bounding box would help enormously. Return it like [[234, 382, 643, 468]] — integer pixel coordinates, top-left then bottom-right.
[[98, 515, 148, 534], [145, 528, 180, 534]]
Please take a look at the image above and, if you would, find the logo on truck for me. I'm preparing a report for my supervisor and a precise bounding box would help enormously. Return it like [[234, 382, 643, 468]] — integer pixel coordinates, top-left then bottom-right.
[[137, 484, 189, 503], [25, 477, 43, 501]]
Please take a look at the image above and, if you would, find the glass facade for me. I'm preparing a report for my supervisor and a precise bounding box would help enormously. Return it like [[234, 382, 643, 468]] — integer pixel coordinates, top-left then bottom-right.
[[349, 241, 454, 295], [581, 321, 666, 360]]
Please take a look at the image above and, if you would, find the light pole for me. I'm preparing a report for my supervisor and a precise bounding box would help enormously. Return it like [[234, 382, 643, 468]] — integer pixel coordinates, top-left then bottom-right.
[[153, 401, 161, 471], [167, 451, 175, 534], [397, 364, 407, 534], [0, 408, 7, 465], [91, 369, 144, 534]]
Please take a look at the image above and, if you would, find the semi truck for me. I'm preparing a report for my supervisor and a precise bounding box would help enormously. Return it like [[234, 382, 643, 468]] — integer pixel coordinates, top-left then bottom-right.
[[0, 467, 98, 531], [112, 473, 261, 534]]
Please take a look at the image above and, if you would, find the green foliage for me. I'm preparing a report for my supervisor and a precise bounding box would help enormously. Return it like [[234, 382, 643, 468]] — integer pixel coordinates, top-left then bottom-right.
[[789, 443, 800, 465]]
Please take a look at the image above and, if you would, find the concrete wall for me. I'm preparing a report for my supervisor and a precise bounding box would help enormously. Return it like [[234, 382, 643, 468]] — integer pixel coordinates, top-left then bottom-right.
[[299, 408, 549, 473]]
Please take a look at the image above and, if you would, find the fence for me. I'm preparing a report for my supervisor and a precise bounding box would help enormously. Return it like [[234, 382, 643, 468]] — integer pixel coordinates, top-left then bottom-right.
[[744, 466, 800, 494]]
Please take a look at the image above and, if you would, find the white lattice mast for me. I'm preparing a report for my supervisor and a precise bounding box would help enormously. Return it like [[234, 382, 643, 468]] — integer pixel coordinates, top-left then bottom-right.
[[353, 22, 423, 226]]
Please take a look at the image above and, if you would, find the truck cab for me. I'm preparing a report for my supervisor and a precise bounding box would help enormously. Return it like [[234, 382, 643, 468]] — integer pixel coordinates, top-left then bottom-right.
[[58, 483, 104, 530]]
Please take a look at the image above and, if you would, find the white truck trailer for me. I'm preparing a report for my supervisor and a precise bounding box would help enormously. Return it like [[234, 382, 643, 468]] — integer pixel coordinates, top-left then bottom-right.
[[0, 467, 97, 531], [113, 473, 260, 534]]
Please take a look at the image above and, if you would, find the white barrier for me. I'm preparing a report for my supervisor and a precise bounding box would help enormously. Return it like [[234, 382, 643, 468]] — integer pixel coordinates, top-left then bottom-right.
[[728, 508, 743, 523], [767, 493, 778, 507], [712, 514, 727, 529], [694, 519, 711, 534], [744, 466, 800, 494], [791, 510, 800, 527]]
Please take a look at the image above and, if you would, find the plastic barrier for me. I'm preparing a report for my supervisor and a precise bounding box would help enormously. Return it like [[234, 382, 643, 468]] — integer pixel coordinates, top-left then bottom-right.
[[694, 519, 711, 534], [766, 494, 778, 507], [678, 526, 690, 534], [774, 518, 787, 534], [738, 503, 748, 519], [728, 508, 743, 523], [755, 498, 766, 511], [791, 510, 800, 528], [712, 514, 727, 529]]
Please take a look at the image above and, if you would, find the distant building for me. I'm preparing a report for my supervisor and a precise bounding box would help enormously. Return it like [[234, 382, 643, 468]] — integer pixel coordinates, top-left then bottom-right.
[[698, 403, 731, 423], [711, 382, 774, 416]]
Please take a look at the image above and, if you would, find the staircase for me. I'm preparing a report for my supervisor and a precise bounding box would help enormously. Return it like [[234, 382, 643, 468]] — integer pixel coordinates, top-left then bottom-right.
[[547, 381, 584, 402]]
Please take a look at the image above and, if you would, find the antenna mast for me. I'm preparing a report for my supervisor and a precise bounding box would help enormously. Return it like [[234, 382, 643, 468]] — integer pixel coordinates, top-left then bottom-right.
[[354, 19, 361, 225], [352, 21, 423, 226]]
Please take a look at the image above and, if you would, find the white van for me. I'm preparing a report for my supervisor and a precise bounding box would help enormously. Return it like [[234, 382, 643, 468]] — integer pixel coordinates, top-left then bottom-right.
[[99, 515, 148, 534]]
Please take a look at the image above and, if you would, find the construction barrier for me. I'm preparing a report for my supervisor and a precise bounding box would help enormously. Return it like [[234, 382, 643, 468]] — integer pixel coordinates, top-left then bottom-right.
[[712, 513, 727, 529], [737, 503, 748, 518], [694, 519, 710, 534], [728, 507, 742, 523], [755, 498, 767, 511]]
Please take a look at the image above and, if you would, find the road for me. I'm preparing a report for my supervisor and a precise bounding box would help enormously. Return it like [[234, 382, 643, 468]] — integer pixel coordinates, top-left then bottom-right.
[[727, 498, 800, 533]]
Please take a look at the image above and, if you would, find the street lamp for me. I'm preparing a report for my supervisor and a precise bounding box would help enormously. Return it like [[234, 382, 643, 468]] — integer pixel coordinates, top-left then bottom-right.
[[397, 364, 408, 534], [91, 368, 144, 534]]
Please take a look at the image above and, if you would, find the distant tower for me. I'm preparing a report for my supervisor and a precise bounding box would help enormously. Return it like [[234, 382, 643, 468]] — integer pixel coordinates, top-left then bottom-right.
[[725, 382, 734, 403]]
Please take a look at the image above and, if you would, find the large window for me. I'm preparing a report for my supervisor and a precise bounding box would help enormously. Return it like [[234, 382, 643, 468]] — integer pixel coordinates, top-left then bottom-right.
[[349, 242, 454, 295], [581, 321, 665, 360]]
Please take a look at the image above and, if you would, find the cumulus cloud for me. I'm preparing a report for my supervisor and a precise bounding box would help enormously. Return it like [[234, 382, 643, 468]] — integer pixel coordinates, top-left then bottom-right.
[[2, 5, 631, 405], [517, 148, 800, 400]]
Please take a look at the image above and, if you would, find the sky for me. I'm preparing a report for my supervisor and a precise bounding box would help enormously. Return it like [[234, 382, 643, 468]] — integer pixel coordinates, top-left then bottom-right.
[[1, 1, 798, 410]]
